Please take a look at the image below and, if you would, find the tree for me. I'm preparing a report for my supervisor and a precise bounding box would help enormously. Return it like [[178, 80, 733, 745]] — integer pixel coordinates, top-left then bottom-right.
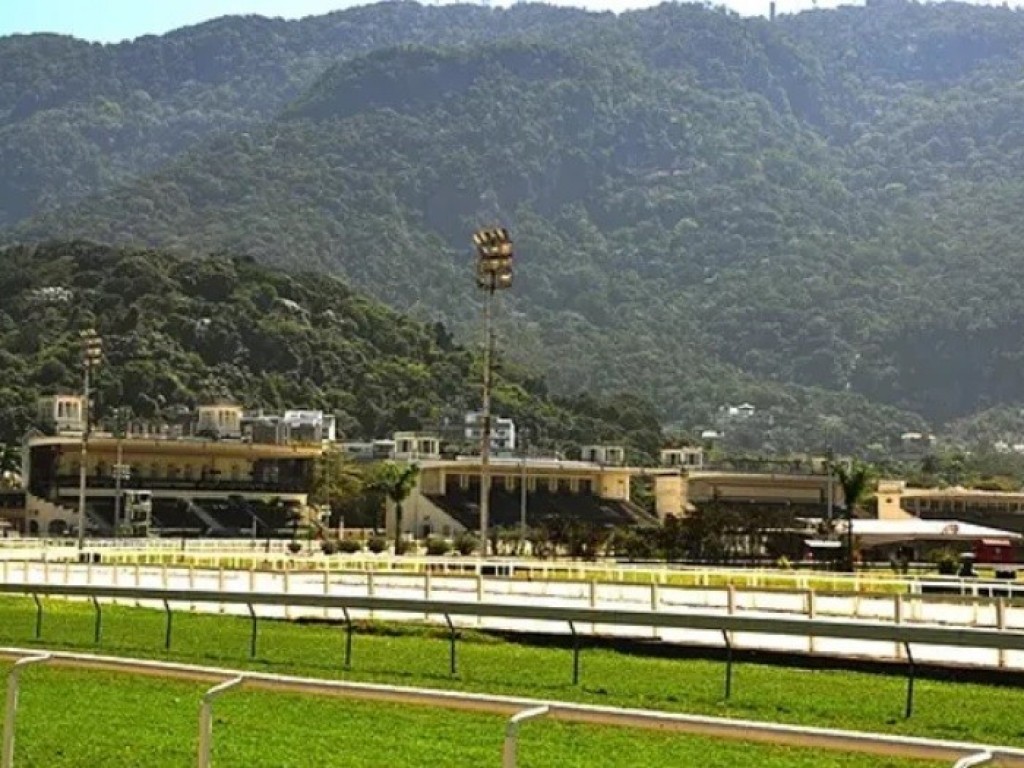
[[0, 444, 20, 489], [364, 461, 420, 555], [310, 448, 363, 514], [835, 461, 874, 572]]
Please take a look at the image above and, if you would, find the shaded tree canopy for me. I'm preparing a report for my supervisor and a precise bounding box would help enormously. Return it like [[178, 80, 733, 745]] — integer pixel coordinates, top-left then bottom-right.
[[0, 240, 660, 452]]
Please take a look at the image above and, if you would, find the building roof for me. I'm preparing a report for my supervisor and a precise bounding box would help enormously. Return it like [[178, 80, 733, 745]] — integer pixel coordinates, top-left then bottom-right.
[[895, 484, 1024, 502], [26, 434, 322, 458], [419, 457, 677, 476], [849, 518, 1021, 546]]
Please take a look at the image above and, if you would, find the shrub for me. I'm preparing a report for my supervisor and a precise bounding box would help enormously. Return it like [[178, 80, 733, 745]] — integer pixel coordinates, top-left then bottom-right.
[[337, 538, 362, 554], [286, 541, 302, 555], [454, 532, 479, 556], [367, 536, 388, 554], [930, 546, 959, 575], [320, 540, 337, 555], [425, 536, 451, 556]]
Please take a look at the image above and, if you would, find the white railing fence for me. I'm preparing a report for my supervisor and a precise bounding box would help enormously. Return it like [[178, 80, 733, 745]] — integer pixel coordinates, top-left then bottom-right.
[[2, 649, 1024, 768], [0, 559, 1021, 668]]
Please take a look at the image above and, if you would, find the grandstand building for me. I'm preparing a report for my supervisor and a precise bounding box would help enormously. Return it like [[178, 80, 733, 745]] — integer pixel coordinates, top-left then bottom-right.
[[21, 433, 318, 538], [877, 479, 1024, 534], [385, 452, 681, 539]]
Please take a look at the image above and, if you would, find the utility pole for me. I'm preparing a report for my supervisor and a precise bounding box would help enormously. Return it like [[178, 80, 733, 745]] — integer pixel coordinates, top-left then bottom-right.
[[112, 407, 130, 537], [825, 446, 834, 525], [519, 429, 528, 544], [473, 227, 514, 557], [77, 329, 102, 550]]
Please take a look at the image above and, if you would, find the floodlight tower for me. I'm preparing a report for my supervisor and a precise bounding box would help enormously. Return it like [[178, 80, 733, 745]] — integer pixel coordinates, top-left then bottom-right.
[[77, 328, 102, 550], [473, 227, 514, 556]]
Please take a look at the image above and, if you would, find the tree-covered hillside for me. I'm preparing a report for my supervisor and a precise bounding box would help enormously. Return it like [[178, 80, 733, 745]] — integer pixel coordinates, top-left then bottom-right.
[[0, 3, 599, 227], [0, 241, 662, 455], [5, 1, 1024, 449]]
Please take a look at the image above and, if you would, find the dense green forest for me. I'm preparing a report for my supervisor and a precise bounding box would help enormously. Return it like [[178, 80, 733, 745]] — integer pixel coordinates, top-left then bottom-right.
[[4, 1, 1024, 451], [0, 241, 662, 455]]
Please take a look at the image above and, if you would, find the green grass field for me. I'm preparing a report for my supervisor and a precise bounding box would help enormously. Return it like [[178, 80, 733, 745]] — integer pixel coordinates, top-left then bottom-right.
[[0, 597, 1019, 747], [4, 664, 941, 767], [0, 598, 1019, 765]]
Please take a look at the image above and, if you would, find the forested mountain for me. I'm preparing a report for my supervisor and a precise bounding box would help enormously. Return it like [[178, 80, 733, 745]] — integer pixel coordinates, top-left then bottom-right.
[[0, 241, 662, 454], [0, 3, 596, 227], [4, 0, 1024, 450]]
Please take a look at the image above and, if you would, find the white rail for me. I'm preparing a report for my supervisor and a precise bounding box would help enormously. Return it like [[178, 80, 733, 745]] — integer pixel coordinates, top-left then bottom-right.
[[0, 648, 1021, 767], [197, 676, 244, 768], [5, 538, 1016, 596], [2, 580, 1024, 652]]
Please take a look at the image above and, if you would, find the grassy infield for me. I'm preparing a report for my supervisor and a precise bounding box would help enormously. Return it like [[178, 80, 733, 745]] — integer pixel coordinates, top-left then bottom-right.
[[0, 596, 1019, 767]]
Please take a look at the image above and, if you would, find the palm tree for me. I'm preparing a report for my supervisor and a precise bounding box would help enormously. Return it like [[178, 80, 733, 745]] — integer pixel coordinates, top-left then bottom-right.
[[835, 461, 873, 572], [365, 461, 420, 555]]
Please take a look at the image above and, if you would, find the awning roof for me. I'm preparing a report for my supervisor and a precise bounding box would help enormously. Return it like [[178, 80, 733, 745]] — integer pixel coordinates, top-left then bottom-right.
[[848, 519, 1022, 547]]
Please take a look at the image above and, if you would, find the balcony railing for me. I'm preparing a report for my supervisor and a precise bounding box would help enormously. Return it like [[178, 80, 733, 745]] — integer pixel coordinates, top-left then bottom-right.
[[52, 475, 309, 494]]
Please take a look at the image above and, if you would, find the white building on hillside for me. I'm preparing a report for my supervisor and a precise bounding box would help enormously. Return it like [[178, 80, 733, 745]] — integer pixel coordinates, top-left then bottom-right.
[[464, 411, 516, 452], [283, 410, 337, 443]]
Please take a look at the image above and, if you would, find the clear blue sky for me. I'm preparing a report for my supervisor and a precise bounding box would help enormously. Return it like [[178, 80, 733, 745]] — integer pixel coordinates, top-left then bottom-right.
[[0, 0, 1017, 42], [0, 1, 353, 42]]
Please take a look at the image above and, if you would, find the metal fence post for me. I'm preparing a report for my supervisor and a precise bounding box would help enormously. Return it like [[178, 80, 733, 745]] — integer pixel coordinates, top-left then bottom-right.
[[31, 595, 42, 641], [806, 589, 816, 654], [501, 706, 549, 768], [342, 607, 353, 669], [217, 567, 226, 614], [997, 598, 1007, 668], [722, 629, 734, 700], [444, 613, 457, 676], [476, 575, 484, 628], [650, 582, 660, 640], [367, 572, 375, 621], [568, 621, 580, 685], [247, 604, 258, 659], [1, 655, 50, 768], [283, 571, 291, 620], [316, 570, 327, 620], [92, 596, 102, 644], [424, 572, 432, 621], [163, 599, 173, 650], [196, 676, 244, 768], [904, 642, 915, 719], [894, 594, 904, 660]]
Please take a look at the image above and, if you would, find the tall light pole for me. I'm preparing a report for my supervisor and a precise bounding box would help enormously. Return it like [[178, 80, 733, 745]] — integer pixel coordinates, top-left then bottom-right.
[[112, 407, 130, 538], [77, 329, 102, 550], [519, 428, 529, 544], [473, 227, 514, 556]]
